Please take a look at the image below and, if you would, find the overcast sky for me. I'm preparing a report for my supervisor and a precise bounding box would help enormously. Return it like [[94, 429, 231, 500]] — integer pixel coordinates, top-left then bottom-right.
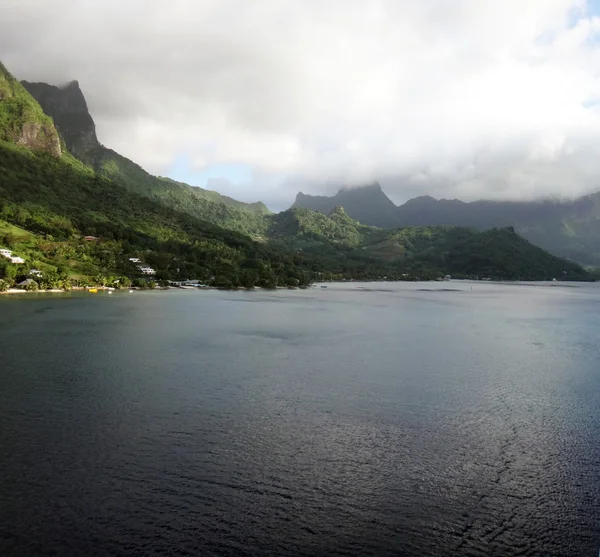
[[2, 0, 600, 209]]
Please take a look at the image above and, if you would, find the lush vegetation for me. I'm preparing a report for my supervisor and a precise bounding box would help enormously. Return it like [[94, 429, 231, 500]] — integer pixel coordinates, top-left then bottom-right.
[[0, 63, 60, 156], [86, 147, 272, 236], [267, 208, 592, 281], [0, 142, 327, 289], [294, 184, 600, 267]]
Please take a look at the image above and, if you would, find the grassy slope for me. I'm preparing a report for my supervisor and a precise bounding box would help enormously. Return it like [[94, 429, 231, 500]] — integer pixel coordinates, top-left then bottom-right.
[[158, 176, 270, 214], [79, 146, 271, 236]]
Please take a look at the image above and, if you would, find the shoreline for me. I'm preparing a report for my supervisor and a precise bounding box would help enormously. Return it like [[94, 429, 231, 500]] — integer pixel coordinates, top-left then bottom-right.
[[0, 285, 308, 296], [1, 279, 596, 297]]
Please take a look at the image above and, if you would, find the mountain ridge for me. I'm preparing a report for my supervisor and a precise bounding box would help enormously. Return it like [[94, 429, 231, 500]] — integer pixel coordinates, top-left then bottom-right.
[[291, 185, 600, 266], [20, 79, 271, 221]]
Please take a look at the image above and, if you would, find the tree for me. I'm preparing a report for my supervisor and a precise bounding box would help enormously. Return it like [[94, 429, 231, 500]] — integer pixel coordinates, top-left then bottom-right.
[[0, 262, 17, 281], [213, 275, 232, 289], [24, 280, 39, 291], [93, 274, 108, 287], [240, 269, 257, 289]]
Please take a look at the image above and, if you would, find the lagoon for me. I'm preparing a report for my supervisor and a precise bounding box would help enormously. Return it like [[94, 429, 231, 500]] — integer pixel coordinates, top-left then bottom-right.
[[1, 282, 600, 556]]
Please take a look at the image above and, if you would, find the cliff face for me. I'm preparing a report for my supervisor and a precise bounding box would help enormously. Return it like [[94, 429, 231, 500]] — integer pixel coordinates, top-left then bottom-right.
[[21, 80, 98, 160], [0, 62, 61, 157]]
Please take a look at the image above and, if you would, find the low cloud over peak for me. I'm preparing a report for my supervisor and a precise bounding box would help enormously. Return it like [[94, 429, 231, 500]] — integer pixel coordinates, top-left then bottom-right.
[[2, 0, 600, 209]]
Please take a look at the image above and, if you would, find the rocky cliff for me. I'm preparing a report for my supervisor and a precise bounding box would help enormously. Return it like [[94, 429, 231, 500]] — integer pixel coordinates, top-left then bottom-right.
[[0, 62, 61, 157], [21, 80, 98, 160]]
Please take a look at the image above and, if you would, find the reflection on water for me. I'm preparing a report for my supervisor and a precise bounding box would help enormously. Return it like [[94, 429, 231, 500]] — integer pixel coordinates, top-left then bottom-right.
[[1, 281, 600, 556]]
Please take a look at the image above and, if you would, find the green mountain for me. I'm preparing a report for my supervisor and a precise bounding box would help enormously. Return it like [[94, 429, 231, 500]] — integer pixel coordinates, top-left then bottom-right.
[[292, 186, 600, 266], [0, 63, 61, 158], [21, 79, 271, 234], [268, 207, 591, 281], [0, 60, 594, 288], [0, 64, 314, 288]]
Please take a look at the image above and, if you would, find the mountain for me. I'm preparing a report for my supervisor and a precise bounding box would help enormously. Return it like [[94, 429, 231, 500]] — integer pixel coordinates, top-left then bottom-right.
[[20, 79, 96, 160], [267, 207, 591, 281], [292, 183, 399, 228], [0, 62, 316, 288], [20, 80, 271, 229], [291, 186, 600, 266], [0, 63, 61, 158], [0, 60, 593, 287]]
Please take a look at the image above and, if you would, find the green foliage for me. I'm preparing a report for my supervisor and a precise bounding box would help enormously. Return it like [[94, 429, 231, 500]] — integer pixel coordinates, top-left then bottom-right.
[[56, 145, 271, 236], [24, 280, 39, 291], [0, 63, 60, 156]]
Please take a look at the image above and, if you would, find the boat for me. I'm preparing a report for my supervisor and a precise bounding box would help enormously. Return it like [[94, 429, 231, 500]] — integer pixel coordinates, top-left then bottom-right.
[[128, 289, 134, 293], [89, 288, 98, 293]]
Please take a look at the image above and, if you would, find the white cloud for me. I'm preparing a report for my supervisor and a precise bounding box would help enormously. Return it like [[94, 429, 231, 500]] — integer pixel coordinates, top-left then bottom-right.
[[1, 0, 600, 207]]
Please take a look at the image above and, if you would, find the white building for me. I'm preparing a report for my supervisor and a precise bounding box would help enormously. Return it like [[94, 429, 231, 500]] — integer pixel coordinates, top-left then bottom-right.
[[29, 269, 43, 277], [129, 257, 141, 263], [9, 256, 24, 264], [0, 248, 12, 258], [137, 265, 156, 275]]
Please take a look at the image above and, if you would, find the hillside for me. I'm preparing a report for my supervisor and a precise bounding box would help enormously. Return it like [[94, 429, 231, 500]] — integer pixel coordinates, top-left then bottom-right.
[[291, 185, 600, 266], [21, 79, 271, 233], [268, 207, 591, 281]]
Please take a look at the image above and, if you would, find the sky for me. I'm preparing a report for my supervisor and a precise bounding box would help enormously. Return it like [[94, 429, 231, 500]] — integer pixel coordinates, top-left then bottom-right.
[[1, 0, 600, 210]]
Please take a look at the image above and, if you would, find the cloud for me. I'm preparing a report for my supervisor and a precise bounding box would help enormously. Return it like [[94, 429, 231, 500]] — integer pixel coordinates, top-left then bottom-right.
[[1, 0, 600, 209]]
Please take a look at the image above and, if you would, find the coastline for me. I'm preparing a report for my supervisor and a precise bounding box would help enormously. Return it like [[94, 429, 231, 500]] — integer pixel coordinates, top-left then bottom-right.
[[1, 288, 67, 295], [2, 279, 596, 297]]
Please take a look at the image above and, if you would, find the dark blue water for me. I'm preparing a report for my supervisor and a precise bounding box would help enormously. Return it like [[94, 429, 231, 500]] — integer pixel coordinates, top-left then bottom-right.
[[1, 282, 600, 556]]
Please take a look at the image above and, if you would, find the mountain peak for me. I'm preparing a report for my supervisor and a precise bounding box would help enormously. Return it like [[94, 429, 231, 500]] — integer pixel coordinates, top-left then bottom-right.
[[22, 79, 99, 160], [291, 182, 397, 227], [403, 195, 438, 206]]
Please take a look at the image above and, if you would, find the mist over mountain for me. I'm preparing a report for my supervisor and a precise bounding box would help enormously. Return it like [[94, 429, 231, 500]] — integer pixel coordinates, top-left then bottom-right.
[[291, 185, 600, 266], [292, 183, 398, 228]]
